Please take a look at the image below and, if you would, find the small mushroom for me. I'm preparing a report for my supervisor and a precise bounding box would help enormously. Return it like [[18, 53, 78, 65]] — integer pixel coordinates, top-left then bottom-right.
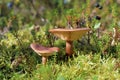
[[30, 43, 59, 65]]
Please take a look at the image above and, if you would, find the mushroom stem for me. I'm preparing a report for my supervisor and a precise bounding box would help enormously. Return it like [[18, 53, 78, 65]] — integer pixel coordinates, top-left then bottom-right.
[[66, 41, 73, 56], [42, 56, 48, 65]]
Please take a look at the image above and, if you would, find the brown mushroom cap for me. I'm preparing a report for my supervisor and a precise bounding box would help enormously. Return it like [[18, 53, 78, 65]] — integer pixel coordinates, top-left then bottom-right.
[[49, 28, 90, 41], [30, 43, 59, 56]]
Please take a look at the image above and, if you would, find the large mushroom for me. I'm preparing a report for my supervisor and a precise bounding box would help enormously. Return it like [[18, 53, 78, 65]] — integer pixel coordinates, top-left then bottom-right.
[[30, 43, 59, 65], [49, 28, 90, 56]]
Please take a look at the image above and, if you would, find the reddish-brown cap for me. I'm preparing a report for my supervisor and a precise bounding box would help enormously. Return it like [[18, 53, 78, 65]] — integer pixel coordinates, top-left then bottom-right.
[[30, 43, 59, 56], [49, 28, 90, 41]]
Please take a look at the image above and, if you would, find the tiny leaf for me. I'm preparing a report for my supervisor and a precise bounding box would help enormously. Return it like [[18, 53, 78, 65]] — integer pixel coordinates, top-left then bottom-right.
[[94, 22, 101, 29]]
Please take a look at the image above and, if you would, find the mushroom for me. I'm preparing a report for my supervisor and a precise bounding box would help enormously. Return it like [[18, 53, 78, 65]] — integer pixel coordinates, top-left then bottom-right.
[[30, 43, 59, 65], [49, 28, 90, 56]]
